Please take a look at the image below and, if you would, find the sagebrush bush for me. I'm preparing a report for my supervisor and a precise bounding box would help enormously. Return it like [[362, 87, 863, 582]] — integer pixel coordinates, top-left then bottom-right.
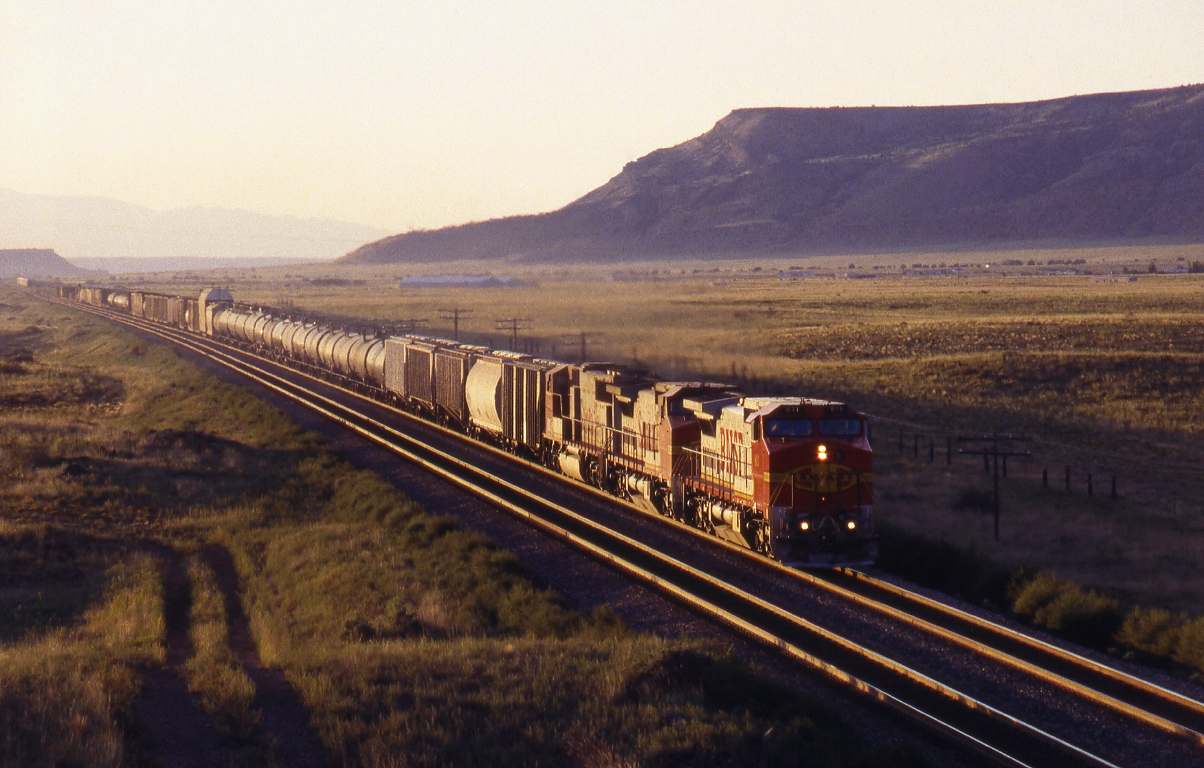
[[1010, 572, 1123, 648], [1115, 607, 1185, 658], [1110, 607, 1204, 675], [1169, 617, 1204, 672]]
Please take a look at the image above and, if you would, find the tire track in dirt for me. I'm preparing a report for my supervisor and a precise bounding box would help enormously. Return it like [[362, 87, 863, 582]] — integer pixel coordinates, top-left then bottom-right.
[[203, 545, 326, 768], [131, 549, 235, 768]]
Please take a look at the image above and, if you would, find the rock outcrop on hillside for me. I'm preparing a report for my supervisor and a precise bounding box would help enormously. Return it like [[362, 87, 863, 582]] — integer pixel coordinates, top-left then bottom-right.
[[0, 249, 97, 279], [344, 84, 1204, 264]]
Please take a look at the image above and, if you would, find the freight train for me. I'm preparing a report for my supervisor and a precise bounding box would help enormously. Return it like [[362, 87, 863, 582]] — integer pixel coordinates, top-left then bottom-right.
[[56, 283, 877, 566]]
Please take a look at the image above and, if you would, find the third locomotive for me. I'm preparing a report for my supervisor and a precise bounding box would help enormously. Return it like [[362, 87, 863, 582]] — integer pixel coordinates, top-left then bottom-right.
[[58, 283, 877, 566]]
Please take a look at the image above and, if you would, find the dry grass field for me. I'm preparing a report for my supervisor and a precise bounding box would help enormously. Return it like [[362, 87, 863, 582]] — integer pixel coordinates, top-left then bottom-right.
[[1, 284, 913, 767], [106, 242, 1204, 626]]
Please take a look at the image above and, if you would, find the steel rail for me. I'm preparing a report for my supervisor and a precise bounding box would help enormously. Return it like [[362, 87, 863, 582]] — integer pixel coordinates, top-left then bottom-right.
[[839, 567, 1204, 724], [48, 296, 1131, 768], [377, 331, 1204, 747]]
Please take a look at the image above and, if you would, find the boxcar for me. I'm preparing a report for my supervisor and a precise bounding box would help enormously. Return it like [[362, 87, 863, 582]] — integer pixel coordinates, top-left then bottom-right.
[[433, 345, 476, 424]]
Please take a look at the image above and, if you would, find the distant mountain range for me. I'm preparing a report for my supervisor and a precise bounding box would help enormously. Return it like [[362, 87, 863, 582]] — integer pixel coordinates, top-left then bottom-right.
[[343, 84, 1204, 264], [0, 189, 386, 265]]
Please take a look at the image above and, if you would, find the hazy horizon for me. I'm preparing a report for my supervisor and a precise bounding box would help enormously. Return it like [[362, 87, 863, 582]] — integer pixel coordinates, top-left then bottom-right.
[[4, 2, 1203, 234], [0, 187, 384, 262]]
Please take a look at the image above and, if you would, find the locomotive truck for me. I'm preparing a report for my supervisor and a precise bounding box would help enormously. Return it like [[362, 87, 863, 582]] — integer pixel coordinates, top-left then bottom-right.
[[57, 284, 877, 566]]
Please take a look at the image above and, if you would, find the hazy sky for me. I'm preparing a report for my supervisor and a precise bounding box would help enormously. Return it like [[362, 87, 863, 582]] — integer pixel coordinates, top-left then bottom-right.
[[3, 2, 1203, 234]]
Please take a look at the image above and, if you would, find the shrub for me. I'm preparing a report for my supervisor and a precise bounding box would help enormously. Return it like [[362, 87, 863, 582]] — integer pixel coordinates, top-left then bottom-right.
[[1170, 617, 1204, 672], [1009, 572, 1123, 649], [1114, 608, 1204, 675], [1115, 607, 1184, 658]]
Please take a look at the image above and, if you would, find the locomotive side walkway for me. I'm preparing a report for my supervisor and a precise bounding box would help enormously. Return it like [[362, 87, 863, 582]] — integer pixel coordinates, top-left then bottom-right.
[[57, 294, 1204, 768]]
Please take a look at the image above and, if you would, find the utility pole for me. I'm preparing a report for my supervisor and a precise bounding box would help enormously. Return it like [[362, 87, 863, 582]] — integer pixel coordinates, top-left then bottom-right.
[[438, 307, 473, 341], [564, 331, 603, 363], [957, 434, 1032, 542], [494, 317, 531, 351]]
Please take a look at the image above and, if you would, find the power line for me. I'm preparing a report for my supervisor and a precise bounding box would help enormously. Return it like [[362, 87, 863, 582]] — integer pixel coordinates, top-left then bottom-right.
[[563, 331, 603, 363], [397, 317, 429, 334], [438, 307, 473, 341], [957, 434, 1032, 542], [494, 317, 531, 351]]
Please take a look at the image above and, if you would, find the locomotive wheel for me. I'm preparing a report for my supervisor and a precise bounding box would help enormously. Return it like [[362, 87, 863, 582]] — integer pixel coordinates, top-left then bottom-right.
[[754, 522, 771, 555]]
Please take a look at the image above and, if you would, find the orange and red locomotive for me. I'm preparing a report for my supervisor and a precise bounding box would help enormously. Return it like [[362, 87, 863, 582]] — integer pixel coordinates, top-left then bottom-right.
[[57, 283, 877, 567]]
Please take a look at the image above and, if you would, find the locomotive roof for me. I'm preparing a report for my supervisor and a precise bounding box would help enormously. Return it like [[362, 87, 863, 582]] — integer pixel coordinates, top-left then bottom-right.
[[742, 397, 854, 423]]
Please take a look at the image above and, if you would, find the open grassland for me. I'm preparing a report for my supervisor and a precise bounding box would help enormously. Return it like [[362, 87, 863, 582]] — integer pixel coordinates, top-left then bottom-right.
[[0, 284, 910, 767], [96, 241, 1204, 675]]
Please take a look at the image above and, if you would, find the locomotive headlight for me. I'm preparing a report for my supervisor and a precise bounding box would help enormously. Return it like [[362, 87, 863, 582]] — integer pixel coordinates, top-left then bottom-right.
[[847, 520, 857, 530], [817, 445, 828, 461], [800, 521, 810, 531]]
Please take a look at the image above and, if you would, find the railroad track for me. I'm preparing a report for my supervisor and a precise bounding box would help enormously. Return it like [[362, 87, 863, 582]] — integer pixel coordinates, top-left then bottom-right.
[[52, 295, 1204, 768]]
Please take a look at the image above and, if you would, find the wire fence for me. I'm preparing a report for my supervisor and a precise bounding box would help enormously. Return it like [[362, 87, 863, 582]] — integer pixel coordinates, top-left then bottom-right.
[[867, 413, 1204, 522]]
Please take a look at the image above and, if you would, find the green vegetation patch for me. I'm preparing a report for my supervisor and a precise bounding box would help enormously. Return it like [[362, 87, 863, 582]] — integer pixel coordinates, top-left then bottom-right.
[[1, 285, 914, 766], [0, 524, 117, 642], [0, 548, 164, 768], [290, 638, 885, 768]]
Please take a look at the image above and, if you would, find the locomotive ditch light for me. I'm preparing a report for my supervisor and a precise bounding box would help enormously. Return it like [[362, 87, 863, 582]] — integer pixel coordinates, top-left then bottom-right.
[[847, 520, 857, 530], [817, 444, 828, 461], [800, 521, 810, 531]]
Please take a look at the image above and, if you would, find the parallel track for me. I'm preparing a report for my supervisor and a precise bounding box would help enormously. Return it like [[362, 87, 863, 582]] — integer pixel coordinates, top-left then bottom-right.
[[50, 294, 1204, 768]]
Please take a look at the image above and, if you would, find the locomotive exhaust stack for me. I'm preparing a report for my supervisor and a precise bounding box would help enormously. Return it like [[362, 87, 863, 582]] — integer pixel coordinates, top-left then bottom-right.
[[60, 282, 876, 568]]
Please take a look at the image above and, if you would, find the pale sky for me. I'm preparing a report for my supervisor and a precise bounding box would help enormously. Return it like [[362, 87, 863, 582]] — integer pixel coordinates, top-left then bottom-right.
[[3, 1, 1203, 233]]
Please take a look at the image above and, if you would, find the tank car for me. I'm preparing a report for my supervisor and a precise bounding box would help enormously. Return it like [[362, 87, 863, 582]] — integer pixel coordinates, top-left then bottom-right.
[[71, 284, 875, 567]]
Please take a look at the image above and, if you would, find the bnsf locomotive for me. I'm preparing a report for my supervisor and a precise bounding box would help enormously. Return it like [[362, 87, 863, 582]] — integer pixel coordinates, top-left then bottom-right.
[[57, 283, 877, 566]]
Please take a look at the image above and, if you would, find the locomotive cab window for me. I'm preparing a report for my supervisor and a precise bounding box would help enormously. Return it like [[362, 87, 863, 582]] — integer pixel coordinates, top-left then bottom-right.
[[763, 419, 814, 437], [818, 418, 862, 436]]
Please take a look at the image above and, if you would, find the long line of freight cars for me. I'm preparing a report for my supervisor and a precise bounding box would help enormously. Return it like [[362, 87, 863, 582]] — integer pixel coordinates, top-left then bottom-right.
[[57, 283, 877, 566]]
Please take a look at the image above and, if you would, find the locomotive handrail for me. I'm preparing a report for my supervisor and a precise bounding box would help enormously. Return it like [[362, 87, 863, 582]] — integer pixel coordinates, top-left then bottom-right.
[[46, 291, 1194, 765]]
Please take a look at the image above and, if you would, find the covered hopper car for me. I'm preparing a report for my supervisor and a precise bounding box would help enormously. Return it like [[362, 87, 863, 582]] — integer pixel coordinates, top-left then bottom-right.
[[60, 285, 876, 566]]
